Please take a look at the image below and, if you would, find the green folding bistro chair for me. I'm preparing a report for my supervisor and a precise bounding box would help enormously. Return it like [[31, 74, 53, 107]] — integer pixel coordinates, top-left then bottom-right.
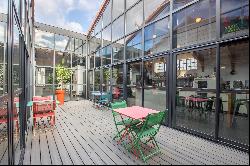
[[130, 111, 166, 163], [111, 101, 141, 141]]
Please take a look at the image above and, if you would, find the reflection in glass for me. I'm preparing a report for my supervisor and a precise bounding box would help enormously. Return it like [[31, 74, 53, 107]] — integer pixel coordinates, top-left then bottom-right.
[[112, 65, 124, 100], [0, 23, 7, 96], [102, 46, 112, 66], [219, 40, 249, 146], [126, 30, 142, 60], [126, 2, 143, 35], [144, 57, 167, 111], [113, 39, 124, 63], [35, 67, 53, 85], [0, 0, 8, 14], [103, 68, 111, 92], [221, 0, 249, 37], [95, 51, 101, 68], [94, 70, 101, 91], [113, 0, 124, 19], [103, 2, 112, 28], [127, 62, 142, 106], [112, 15, 125, 42], [144, 0, 170, 23], [35, 30, 54, 49], [145, 17, 170, 56], [103, 25, 112, 47], [55, 34, 69, 52], [173, 0, 193, 9], [35, 85, 54, 96], [35, 48, 54, 67], [175, 48, 217, 136], [55, 51, 71, 68], [173, 0, 216, 48], [126, 0, 139, 9], [72, 54, 85, 69]]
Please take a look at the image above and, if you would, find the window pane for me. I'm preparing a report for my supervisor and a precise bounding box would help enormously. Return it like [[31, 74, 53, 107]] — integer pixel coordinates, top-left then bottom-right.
[[103, 68, 111, 92], [221, 0, 249, 37], [219, 40, 249, 146], [103, 25, 112, 47], [113, 0, 125, 19], [0, 23, 7, 96], [90, 55, 95, 69], [126, 30, 142, 60], [102, 46, 112, 66], [55, 35, 69, 52], [35, 30, 54, 49], [112, 65, 124, 100], [72, 54, 86, 69], [95, 51, 101, 68], [173, 0, 216, 48], [0, 0, 8, 14], [126, 0, 139, 9], [126, 2, 143, 35], [55, 51, 71, 68], [35, 48, 54, 67], [95, 18, 102, 35], [175, 48, 216, 136], [173, 0, 193, 9], [113, 39, 124, 63], [144, 0, 170, 23], [94, 70, 101, 91], [35, 85, 54, 96], [127, 62, 142, 106], [144, 17, 170, 56], [112, 15, 125, 42], [103, 2, 111, 28], [35, 67, 53, 85], [144, 57, 167, 112]]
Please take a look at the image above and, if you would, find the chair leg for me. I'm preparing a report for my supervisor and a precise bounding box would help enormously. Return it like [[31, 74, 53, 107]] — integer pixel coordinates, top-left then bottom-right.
[[33, 118, 36, 128]]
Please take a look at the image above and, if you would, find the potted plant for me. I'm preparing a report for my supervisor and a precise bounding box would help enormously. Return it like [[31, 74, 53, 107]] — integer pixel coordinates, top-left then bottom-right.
[[55, 64, 72, 105]]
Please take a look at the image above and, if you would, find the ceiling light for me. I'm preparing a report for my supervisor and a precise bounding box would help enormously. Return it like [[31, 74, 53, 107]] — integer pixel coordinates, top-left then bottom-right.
[[195, 17, 202, 23]]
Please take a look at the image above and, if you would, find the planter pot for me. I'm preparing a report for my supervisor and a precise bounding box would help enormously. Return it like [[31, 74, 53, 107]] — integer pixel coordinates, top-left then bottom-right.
[[56, 89, 65, 105]]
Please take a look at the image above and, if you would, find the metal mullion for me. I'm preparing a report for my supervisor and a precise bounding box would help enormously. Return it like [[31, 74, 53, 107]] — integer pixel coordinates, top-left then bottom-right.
[[215, 0, 221, 141], [7, 0, 14, 164], [52, 33, 55, 100], [168, 0, 174, 127]]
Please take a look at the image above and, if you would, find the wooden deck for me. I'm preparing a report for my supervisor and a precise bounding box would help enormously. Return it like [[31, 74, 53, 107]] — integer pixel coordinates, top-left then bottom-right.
[[23, 100, 249, 165]]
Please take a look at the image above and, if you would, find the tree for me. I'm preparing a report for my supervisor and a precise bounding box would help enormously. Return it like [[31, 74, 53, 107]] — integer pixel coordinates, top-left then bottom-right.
[[55, 64, 72, 90]]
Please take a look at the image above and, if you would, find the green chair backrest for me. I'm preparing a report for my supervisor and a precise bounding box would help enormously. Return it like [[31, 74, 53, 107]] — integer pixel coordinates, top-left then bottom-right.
[[146, 111, 166, 128], [111, 100, 127, 110]]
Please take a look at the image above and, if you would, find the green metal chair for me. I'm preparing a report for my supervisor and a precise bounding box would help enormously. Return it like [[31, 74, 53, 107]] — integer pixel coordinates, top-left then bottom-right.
[[111, 101, 140, 140], [130, 111, 166, 163]]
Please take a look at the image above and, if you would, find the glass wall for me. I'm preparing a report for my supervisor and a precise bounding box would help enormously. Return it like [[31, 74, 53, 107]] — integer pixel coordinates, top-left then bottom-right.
[[175, 47, 217, 135], [173, 0, 216, 48], [144, 57, 167, 111], [0, 0, 34, 164], [87, 0, 249, 151], [127, 62, 142, 106], [34, 29, 87, 100], [221, 0, 249, 37], [219, 40, 249, 145]]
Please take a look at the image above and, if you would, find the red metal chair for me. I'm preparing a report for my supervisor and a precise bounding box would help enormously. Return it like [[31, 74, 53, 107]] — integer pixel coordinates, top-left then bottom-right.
[[32, 96, 56, 128], [0, 106, 19, 131]]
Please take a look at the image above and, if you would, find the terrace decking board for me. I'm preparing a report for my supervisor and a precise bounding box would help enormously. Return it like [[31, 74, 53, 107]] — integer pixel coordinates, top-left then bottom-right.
[[58, 108, 144, 165], [59, 104, 170, 165], [46, 130, 62, 165], [22, 100, 249, 165]]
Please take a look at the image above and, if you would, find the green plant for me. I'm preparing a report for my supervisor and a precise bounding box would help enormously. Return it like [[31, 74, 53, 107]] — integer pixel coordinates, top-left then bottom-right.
[[55, 64, 72, 90]]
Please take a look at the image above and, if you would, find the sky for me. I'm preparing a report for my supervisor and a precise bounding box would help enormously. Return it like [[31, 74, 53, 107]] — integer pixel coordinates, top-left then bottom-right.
[[35, 0, 103, 34]]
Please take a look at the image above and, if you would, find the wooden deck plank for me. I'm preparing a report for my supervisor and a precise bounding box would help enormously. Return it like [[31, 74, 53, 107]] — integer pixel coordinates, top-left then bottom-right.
[[39, 131, 52, 165], [46, 129, 63, 165], [57, 111, 143, 165], [22, 100, 249, 165], [30, 132, 41, 165], [55, 122, 84, 165], [56, 117, 95, 165]]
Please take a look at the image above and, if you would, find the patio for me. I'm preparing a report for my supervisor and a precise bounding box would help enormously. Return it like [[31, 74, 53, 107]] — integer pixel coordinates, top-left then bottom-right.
[[22, 100, 249, 165]]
